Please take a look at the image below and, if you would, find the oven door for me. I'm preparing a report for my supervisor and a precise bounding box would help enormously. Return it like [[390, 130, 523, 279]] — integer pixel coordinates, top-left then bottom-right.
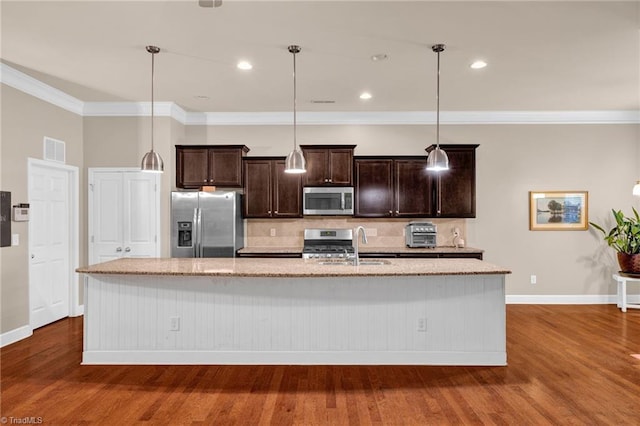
[[303, 187, 353, 215], [408, 232, 437, 248]]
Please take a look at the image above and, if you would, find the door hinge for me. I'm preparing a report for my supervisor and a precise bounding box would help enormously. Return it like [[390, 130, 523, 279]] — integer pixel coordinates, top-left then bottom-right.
[[89, 183, 94, 191], [90, 235, 94, 243]]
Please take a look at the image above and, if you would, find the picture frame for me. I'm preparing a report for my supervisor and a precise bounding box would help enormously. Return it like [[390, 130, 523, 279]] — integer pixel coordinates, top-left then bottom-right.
[[529, 191, 588, 231]]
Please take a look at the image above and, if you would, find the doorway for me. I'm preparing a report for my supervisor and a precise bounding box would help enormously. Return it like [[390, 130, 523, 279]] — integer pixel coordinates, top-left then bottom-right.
[[28, 158, 79, 330]]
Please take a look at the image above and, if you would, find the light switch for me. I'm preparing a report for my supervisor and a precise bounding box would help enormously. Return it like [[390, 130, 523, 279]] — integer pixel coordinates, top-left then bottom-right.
[[11, 233, 19, 246]]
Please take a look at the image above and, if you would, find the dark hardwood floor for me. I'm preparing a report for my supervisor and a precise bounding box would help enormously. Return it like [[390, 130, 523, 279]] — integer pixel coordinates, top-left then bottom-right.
[[2, 305, 640, 425]]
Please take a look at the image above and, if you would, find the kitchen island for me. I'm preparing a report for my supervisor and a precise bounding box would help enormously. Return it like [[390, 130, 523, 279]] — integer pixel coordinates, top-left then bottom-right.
[[77, 257, 510, 366]]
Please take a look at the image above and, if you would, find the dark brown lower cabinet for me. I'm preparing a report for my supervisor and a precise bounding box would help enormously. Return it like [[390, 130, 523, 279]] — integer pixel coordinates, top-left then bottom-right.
[[243, 158, 302, 218]]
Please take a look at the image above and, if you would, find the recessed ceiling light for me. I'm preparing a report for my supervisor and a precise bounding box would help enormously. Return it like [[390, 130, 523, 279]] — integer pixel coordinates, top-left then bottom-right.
[[310, 100, 336, 104], [371, 54, 388, 62], [194, 95, 210, 100], [470, 60, 487, 69], [237, 60, 253, 70], [359, 92, 372, 100]]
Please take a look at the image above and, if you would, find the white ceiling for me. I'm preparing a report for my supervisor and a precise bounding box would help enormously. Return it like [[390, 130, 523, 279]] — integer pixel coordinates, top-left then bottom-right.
[[2, 0, 639, 113]]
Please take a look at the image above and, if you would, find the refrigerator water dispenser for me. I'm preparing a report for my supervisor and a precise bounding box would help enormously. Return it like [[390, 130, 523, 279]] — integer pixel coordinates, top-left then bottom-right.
[[177, 222, 192, 247]]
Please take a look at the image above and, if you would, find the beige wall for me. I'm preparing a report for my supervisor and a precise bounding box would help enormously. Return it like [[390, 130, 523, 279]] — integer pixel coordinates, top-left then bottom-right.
[[2, 83, 639, 336], [188, 123, 640, 296], [82, 115, 185, 257], [0, 85, 83, 333], [81, 117, 184, 257]]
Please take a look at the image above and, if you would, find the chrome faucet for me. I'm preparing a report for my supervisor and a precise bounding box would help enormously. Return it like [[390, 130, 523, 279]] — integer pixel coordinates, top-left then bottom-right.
[[353, 225, 368, 265]]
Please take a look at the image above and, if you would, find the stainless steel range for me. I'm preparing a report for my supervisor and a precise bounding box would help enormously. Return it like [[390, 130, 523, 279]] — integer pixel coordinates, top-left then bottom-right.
[[302, 228, 354, 259]]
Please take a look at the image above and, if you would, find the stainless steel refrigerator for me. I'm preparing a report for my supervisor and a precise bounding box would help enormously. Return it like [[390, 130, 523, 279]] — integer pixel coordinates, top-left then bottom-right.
[[171, 191, 244, 258]]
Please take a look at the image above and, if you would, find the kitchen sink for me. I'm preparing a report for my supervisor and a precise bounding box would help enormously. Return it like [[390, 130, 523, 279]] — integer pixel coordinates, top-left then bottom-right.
[[316, 259, 390, 266]]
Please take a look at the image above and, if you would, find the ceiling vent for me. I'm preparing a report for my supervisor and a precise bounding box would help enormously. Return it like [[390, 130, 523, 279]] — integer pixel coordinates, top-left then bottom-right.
[[43, 136, 65, 163]]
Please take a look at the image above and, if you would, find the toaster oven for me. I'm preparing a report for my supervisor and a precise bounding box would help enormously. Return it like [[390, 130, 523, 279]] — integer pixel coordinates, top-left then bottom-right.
[[405, 222, 437, 248]]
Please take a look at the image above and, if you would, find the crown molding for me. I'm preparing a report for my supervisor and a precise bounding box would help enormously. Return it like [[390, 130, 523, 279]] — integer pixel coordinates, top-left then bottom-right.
[[182, 110, 640, 126], [83, 101, 181, 118], [3, 63, 638, 126], [0, 62, 84, 115]]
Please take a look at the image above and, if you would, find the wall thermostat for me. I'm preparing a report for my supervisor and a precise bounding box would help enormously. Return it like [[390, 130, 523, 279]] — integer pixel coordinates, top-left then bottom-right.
[[12, 204, 29, 222]]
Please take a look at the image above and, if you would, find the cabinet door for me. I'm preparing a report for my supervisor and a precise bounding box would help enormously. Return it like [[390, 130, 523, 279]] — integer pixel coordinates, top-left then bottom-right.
[[354, 159, 394, 217], [209, 149, 243, 187], [437, 147, 476, 217], [176, 148, 209, 188], [273, 161, 302, 217], [395, 159, 434, 217], [302, 149, 329, 186], [243, 160, 273, 218], [328, 149, 353, 186]]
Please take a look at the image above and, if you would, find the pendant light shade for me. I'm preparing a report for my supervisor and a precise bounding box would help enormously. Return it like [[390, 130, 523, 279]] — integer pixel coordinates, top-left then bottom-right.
[[141, 45, 164, 173], [633, 180, 640, 196], [426, 43, 449, 172], [284, 45, 306, 174]]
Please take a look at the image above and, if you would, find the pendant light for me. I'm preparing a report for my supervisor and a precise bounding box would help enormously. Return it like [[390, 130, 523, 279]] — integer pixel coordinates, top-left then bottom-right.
[[426, 43, 450, 172], [141, 45, 164, 173], [633, 181, 640, 196], [284, 45, 306, 174]]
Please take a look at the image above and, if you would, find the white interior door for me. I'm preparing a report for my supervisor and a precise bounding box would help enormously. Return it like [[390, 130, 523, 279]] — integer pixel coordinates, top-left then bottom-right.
[[89, 169, 159, 265], [123, 173, 159, 258], [29, 163, 71, 329]]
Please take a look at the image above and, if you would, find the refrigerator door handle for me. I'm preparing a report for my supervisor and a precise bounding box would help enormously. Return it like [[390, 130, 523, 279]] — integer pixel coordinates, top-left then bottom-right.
[[192, 207, 198, 258], [197, 208, 203, 257]]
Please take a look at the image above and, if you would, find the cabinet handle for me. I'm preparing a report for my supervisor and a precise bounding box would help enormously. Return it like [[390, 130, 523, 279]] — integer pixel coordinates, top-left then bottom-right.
[[329, 179, 332, 183], [388, 210, 393, 215], [274, 211, 278, 214], [116, 247, 122, 252], [324, 178, 329, 183], [203, 179, 207, 183], [396, 210, 399, 214], [268, 211, 271, 214], [125, 247, 131, 252]]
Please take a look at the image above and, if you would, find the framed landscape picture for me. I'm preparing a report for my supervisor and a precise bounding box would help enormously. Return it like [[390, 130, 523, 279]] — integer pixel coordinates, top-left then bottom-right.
[[529, 191, 588, 231]]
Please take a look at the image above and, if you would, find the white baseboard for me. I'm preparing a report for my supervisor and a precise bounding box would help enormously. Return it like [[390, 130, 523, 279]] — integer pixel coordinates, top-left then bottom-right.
[[0, 325, 33, 348], [71, 304, 84, 317], [82, 350, 507, 366], [506, 294, 640, 304]]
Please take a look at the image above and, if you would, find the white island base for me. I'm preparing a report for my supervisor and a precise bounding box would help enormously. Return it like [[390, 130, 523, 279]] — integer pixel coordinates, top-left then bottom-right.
[[82, 269, 507, 366]]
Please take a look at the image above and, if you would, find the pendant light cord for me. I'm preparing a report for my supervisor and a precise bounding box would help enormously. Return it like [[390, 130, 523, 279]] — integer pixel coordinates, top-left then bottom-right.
[[436, 48, 440, 148], [151, 49, 155, 153], [292, 48, 297, 151]]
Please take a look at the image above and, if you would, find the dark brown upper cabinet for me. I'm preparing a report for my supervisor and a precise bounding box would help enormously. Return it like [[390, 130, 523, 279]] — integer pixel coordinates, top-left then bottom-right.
[[354, 157, 434, 218], [300, 145, 355, 186], [243, 158, 302, 218], [425, 144, 478, 218], [176, 145, 249, 189]]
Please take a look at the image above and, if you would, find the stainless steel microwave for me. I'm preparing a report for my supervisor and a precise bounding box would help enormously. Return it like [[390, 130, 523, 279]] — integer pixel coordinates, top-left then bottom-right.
[[303, 187, 354, 215]]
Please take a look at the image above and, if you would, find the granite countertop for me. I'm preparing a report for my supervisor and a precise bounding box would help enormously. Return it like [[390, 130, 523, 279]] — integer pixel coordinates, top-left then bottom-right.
[[77, 257, 510, 277], [237, 246, 483, 254]]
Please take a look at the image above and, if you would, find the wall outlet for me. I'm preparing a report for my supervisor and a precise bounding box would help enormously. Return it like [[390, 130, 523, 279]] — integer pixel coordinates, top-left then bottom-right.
[[170, 316, 181, 331], [270, 228, 276, 237], [530, 275, 537, 285], [417, 317, 427, 332]]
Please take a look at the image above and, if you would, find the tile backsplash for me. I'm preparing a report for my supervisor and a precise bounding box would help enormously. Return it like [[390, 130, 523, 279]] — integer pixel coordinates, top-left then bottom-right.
[[245, 217, 467, 248]]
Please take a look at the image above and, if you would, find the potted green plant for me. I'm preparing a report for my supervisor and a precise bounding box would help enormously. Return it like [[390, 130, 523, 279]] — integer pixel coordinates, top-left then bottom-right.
[[589, 208, 640, 274]]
